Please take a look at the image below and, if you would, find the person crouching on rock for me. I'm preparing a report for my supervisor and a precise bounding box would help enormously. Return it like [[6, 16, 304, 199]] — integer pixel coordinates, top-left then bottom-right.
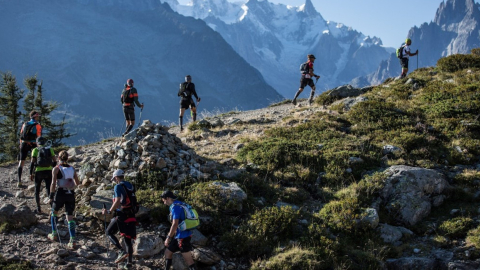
[[48, 150, 80, 249], [102, 169, 137, 269]]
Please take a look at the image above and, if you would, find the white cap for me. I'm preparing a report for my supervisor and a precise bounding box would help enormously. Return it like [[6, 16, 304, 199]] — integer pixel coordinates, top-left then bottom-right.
[[111, 169, 124, 180]]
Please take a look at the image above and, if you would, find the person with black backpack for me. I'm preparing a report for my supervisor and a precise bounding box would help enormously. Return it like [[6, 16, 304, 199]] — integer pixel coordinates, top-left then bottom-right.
[[29, 136, 56, 213], [178, 75, 201, 132], [292, 54, 320, 106], [102, 169, 138, 269], [397, 38, 418, 79], [17, 110, 42, 188], [121, 79, 144, 136]]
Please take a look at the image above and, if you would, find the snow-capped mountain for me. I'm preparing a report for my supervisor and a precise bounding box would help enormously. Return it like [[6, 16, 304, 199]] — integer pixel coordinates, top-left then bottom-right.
[[0, 0, 281, 143], [162, 0, 392, 96], [367, 0, 480, 84]]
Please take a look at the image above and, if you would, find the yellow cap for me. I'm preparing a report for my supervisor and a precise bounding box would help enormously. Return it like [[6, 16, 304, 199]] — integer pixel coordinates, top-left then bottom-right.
[[406, 38, 412, 44]]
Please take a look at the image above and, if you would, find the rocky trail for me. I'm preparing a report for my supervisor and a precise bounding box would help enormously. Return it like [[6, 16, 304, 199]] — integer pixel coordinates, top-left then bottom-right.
[[0, 98, 323, 270]]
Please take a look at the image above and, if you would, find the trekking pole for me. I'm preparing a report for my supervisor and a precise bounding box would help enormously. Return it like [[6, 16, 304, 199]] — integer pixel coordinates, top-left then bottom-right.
[[103, 203, 109, 257], [137, 104, 144, 127], [55, 215, 62, 246], [417, 51, 419, 70]]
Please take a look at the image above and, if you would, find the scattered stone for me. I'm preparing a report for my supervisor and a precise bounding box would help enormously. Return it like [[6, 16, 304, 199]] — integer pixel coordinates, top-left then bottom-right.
[[134, 233, 165, 258], [192, 248, 221, 265], [57, 249, 69, 257], [15, 191, 25, 198]]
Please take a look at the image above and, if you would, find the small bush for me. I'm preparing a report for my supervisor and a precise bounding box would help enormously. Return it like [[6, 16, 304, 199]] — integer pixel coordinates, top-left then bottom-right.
[[471, 48, 480, 56], [251, 246, 326, 270], [0, 254, 33, 270], [437, 54, 480, 72], [438, 217, 475, 238], [316, 197, 360, 233], [181, 181, 245, 214], [466, 225, 480, 248], [221, 206, 301, 257], [136, 189, 170, 223]]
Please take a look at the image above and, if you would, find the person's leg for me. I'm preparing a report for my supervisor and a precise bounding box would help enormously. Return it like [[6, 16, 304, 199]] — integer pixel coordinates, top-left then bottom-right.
[[34, 172, 43, 211], [307, 84, 316, 105], [191, 106, 197, 122], [164, 248, 173, 270], [48, 197, 61, 241], [44, 171, 52, 198], [179, 108, 186, 131], [179, 237, 196, 270], [107, 217, 122, 250], [17, 143, 30, 184], [124, 237, 133, 263]]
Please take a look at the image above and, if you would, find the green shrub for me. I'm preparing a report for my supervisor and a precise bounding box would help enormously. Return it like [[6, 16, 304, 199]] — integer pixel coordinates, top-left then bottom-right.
[[221, 206, 301, 257], [136, 189, 170, 223], [316, 197, 360, 233], [335, 172, 387, 206], [180, 181, 245, 214], [0, 254, 33, 270], [471, 48, 480, 56], [467, 225, 480, 248], [251, 246, 327, 270], [437, 54, 480, 72], [278, 186, 310, 204], [438, 217, 475, 238]]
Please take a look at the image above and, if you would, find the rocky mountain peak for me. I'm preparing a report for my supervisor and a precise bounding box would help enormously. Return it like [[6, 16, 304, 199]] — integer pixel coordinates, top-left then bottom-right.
[[301, 0, 319, 18], [434, 0, 480, 26]]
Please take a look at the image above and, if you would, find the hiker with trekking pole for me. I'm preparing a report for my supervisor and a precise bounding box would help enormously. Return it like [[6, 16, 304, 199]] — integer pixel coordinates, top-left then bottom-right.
[[102, 169, 138, 269], [292, 54, 320, 106], [178, 75, 201, 132], [396, 38, 418, 79], [47, 150, 80, 249], [120, 79, 144, 136]]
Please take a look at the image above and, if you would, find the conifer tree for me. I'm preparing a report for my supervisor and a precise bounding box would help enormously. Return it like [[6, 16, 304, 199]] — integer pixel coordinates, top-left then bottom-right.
[[22, 75, 37, 121], [32, 79, 73, 146], [0, 72, 24, 161]]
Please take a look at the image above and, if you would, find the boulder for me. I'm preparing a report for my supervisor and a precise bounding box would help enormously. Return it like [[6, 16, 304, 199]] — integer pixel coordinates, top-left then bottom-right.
[[191, 229, 208, 247], [90, 190, 113, 221], [328, 84, 364, 98], [172, 253, 189, 270], [382, 145, 402, 155], [360, 208, 379, 229], [134, 233, 164, 258], [192, 248, 221, 265], [209, 182, 247, 212], [332, 96, 368, 111], [381, 165, 449, 225], [385, 257, 438, 270], [0, 204, 37, 228], [378, 223, 413, 243]]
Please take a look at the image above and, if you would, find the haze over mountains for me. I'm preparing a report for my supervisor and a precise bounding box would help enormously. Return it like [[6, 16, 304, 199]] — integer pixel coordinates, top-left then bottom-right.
[[162, 0, 393, 95], [0, 0, 281, 143]]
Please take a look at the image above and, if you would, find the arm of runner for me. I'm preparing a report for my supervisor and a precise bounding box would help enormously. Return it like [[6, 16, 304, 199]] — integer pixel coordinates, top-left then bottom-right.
[[408, 50, 418, 56], [29, 157, 36, 181], [49, 166, 58, 203], [73, 171, 80, 186], [164, 218, 180, 247], [191, 84, 199, 101]]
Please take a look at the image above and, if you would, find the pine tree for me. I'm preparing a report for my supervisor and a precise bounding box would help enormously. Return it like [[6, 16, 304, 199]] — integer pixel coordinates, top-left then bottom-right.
[[23, 75, 37, 121], [0, 72, 24, 161], [33, 80, 74, 146]]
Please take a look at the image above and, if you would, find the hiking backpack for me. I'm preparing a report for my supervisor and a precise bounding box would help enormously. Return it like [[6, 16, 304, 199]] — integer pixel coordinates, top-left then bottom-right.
[[36, 146, 52, 167], [178, 82, 190, 98], [122, 87, 135, 104], [300, 62, 310, 74], [120, 183, 139, 214], [396, 44, 405, 59], [169, 202, 200, 231], [20, 122, 37, 141], [57, 165, 76, 190]]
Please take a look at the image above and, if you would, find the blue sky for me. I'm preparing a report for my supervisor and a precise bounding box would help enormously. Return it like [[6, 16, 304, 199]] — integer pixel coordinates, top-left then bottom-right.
[[176, 0, 465, 48]]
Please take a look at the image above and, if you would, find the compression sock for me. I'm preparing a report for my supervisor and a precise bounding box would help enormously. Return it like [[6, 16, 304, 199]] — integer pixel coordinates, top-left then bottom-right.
[[165, 258, 172, 270], [308, 90, 316, 104], [68, 220, 76, 238], [51, 212, 58, 233], [292, 90, 302, 104], [179, 116, 183, 130], [192, 113, 197, 122], [125, 237, 133, 263], [17, 167, 22, 183]]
